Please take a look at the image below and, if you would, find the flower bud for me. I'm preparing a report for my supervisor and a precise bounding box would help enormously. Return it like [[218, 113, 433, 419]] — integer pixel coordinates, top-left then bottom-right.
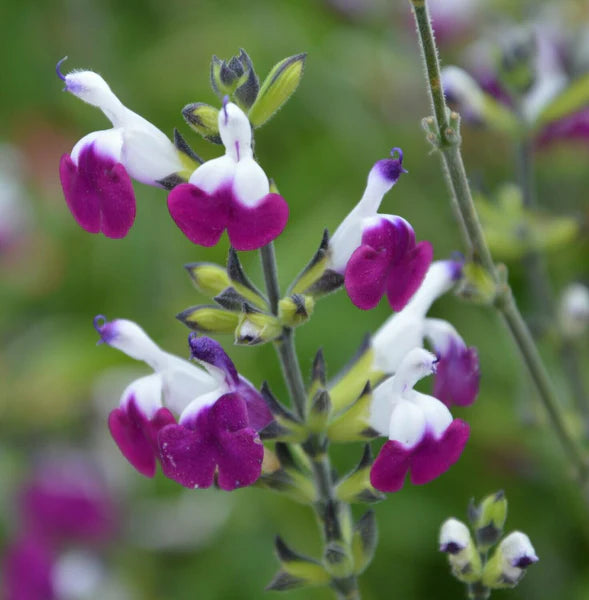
[[184, 262, 230, 298], [279, 294, 315, 328], [249, 53, 306, 128], [471, 491, 508, 550], [327, 383, 378, 443], [351, 511, 378, 575], [336, 445, 385, 505], [235, 306, 282, 345], [182, 102, 222, 144], [439, 518, 482, 583], [266, 537, 330, 591], [482, 531, 538, 588], [176, 305, 239, 334]]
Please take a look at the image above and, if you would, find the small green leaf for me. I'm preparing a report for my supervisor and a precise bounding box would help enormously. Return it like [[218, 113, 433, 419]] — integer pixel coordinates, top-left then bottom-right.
[[536, 73, 589, 127], [248, 53, 306, 127], [182, 102, 222, 144]]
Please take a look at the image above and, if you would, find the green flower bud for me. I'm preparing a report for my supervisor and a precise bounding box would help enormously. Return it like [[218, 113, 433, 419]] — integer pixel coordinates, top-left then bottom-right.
[[323, 541, 354, 579], [329, 336, 383, 413], [336, 445, 385, 505], [226, 248, 268, 310], [259, 382, 307, 443], [439, 518, 482, 584], [182, 102, 222, 145], [249, 53, 306, 128], [210, 50, 260, 110], [184, 262, 230, 298], [482, 531, 538, 589], [266, 537, 330, 591], [472, 491, 508, 550], [278, 294, 314, 328], [327, 383, 379, 443], [456, 261, 497, 305], [307, 390, 331, 434], [290, 230, 344, 298], [235, 306, 281, 345], [351, 511, 378, 575], [176, 305, 239, 333]]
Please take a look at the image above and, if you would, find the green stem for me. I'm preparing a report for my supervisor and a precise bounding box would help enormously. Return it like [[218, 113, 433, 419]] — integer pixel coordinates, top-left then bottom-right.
[[408, 0, 589, 483], [259, 243, 362, 600], [467, 581, 490, 600]]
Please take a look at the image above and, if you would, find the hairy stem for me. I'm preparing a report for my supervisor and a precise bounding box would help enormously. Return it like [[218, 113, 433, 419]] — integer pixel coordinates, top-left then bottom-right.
[[409, 0, 589, 483], [259, 242, 362, 599]]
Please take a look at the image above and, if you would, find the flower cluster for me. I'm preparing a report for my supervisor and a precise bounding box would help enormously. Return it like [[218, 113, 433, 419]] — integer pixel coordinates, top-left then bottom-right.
[[56, 48, 489, 596], [95, 316, 271, 490]]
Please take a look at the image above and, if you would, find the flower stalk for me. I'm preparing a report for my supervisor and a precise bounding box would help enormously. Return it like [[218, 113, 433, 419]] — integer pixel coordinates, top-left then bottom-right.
[[408, 0, 589, 483], [259, 241, 362, 600]]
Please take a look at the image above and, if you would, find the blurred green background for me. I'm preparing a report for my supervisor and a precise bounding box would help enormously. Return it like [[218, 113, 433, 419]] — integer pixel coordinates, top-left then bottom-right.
[[1, 0, 588, 598]]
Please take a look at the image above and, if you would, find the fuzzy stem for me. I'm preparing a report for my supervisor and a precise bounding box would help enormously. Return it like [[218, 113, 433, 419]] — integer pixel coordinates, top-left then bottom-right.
[[408, 0, 589, 483], [259, 242, 362, 599]]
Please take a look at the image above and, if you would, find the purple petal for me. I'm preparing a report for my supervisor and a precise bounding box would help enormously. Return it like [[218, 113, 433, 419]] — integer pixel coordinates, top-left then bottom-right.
[[434, 342, 480, 407], [108, 397, 176, 478], [167, 182, 230, 247], [158, 393, 263, 491], [3, 536, 55, 600], [59, 146, 135, 239], [157, 424, 218, 489], [370, 440, 411, 493], [227, 192, 289, 251], [188, 334, 238, 385], [236, 377, 273, 431], [370, 419, 469, 492], [385, 240, 433, 311], [344, 243, 390, 310], [409, 419, 470, 485]]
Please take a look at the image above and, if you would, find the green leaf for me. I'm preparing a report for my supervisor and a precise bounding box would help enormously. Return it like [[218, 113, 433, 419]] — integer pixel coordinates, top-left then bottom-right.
[[248, 53, 306, 127], [536, 73, 589, 127]]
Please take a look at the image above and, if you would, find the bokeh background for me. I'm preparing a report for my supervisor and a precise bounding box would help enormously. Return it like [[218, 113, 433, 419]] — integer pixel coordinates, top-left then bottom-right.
[[1, 0, 588, 598]]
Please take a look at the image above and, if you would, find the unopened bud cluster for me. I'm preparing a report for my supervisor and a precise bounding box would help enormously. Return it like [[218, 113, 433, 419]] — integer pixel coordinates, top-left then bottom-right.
[[440, 491, 538, 598]]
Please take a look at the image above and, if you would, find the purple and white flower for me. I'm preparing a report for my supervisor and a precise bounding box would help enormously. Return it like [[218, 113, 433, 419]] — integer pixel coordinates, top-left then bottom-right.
[[329, 149, 433, 311], [167, 98, 289, 251], [371, 259, 480, 408], [95, 317, 272, 490], [57, 60, 183, 239], [369, 348, 470, 493], [497, 532, 539, 577]]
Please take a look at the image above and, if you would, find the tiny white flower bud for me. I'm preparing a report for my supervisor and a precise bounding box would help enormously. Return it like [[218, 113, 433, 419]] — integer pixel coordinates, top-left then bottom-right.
[[559, 283, 589, 339]]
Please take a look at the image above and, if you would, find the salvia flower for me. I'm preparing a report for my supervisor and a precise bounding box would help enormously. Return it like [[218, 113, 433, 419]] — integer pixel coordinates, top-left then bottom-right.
[[372, 259, 480, 408], [57, 59, 184, 238], [439, 518, 472, 555], [329, 149, 433, 311], [95, 317, 271, 490], [369, 348, 470, 493], [167, 98, 289, 251], [483, 531, 539, 588]]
